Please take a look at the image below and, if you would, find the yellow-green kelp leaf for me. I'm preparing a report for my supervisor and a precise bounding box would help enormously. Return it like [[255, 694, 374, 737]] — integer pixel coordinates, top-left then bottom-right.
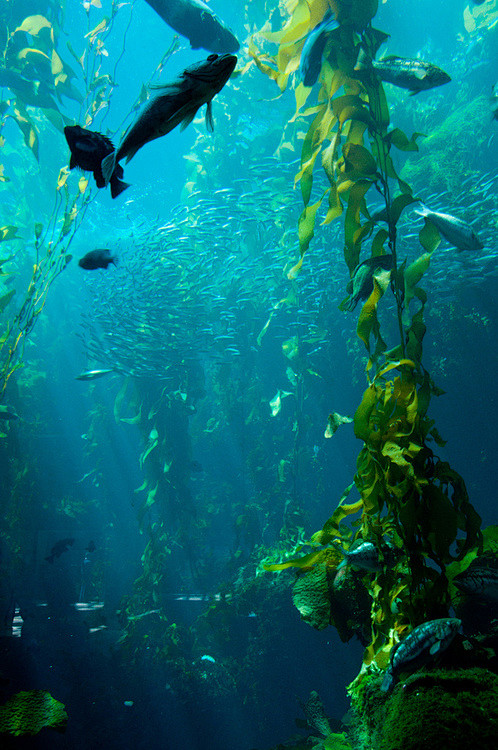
[[311, 484, 362, 546], [288, 197, 324, 279], [262, 548, 327, 572], [12, 103, 39, 161], [419, 217, 441, 253], [385, 128, 425, 152], [356, 271, 390, 350], [404, 251, 432, 309], [0, 690, 67, 736], [15, 15, 52, 36], [0, 226, 19, 242]]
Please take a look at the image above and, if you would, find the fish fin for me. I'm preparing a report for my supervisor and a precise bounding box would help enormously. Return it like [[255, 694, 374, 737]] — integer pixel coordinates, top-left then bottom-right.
[[93, 169, 105, 188], [408, 90, 421, 96], [414, 69, 426, 80], [101, 152, 116, 187], [180, 110, 198, 132], [69, 154, 77, 170], [429, 642, 441, 655], [110, 175, 130, 199], [205, 101, 214, 132], [380, 670, 394, 692]]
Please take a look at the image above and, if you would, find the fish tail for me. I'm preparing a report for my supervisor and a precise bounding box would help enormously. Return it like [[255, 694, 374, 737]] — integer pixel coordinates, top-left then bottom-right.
[[110, 174, 131, 199], [101, 151, 117, 187], [380, 669, 394, 692]]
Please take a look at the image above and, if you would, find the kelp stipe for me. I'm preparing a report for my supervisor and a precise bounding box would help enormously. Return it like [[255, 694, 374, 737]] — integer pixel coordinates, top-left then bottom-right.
[[253, 0, 495, 743]]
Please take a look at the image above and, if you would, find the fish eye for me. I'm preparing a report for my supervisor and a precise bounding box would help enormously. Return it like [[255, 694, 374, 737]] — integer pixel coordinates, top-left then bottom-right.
[[207, 54, 218, 61]]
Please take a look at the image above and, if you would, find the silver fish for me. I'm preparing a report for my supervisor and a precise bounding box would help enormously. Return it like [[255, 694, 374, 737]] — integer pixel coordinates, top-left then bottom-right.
[[414, 205, 484, 252], [76, 368, 115, 381], [381, 618, 461, 692], [102, 53, 237, 186]]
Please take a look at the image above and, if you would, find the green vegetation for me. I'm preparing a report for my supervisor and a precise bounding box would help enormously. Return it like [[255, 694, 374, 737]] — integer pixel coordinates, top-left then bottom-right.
[[0, 690, 67, 736]]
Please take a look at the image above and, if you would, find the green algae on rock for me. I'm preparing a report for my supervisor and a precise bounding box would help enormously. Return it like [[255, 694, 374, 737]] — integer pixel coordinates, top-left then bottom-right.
[[0, 690, 68, 736]]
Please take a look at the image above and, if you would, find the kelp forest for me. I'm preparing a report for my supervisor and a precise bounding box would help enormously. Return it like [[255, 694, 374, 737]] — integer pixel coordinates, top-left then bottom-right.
[[0, 1, 497, 749]]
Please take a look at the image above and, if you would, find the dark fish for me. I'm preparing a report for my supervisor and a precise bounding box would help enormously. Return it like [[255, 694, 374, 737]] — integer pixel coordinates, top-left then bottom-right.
[[45, 538, 75, 564], [341, 255, 394, 311], [297, 12, 339, 87], [76, 368, 115, 380], [356, 53, 451, 95], [0, 68, 56, 108], [453, 564, 498, 602], [0, 404, 19, 421], [492, 83, 498, 121], [78, 248, 117, 270], [381, 618, 461, 692], [339, 539, 399, 573], [471, 1, 486, 4], [144, 0, 239, 54], [64, 125, 130, 199], [86, 541, 96, 553], [101, 53, 237, 186]]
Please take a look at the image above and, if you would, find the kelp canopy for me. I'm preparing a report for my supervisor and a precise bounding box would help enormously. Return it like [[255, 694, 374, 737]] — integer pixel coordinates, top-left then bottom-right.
[[252, 0, 485, 686]]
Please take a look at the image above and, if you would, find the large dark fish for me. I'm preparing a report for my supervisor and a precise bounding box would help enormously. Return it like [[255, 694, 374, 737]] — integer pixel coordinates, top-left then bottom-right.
[[78, 248, 117, 270], [453, 564, 498, 602], [356, 53, 451, 95], [144, 0, 239, 53], [381, 618, 461, 692], [64, 125, 130, 199], [297, 12, 339, 87], [101, 53, 237, 186], [45, 538, 75, 564]]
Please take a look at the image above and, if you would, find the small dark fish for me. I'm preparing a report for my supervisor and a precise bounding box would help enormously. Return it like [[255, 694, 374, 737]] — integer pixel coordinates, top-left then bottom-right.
[[45, 538, 75, 564], [381, 618, 461, 692], [297, 12, 339, 87], [341, 255, 393, 311], [145, 0, 239, 54], [76, 368, 115, 381], [0, 404, 19, 421], [356, 53, 451, 95], [339, 539, 399, 573], [101, 53, 237, 186], [85, 541, 96, 553], [64, 125, 130, 199], [471, 1, 486, 4], [78, 248, 117, 270], [491, 83, 498, 121]]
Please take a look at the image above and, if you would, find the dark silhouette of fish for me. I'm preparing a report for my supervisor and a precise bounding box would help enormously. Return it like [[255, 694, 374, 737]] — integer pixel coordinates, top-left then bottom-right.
[[64, 125, 130, 199], [45, 538, 75, 564], [86, 541, 96, 553], [145, 0, 239, 53], [297, 12, 339, 87], [79, 248, 117, 270], [341, 255, 394, 311], [101, 53, 237, 187], [0, 68, 56, 108]]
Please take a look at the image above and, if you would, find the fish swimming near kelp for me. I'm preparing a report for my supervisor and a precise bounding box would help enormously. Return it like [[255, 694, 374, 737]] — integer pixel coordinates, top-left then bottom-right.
[[64, 125, 130, 199], [45, 538, 75, 564], [144, 0, 239, 53], [355, 53, 451, 95], [101, 53, 237, 188], [0, 68, 56, 108], [453, 563, 498, 603], [337, 539, 399, 573], [297, 12, 339, 87], [381, 618, 461, 692], [340, 255, 394, 311], [414, 205, 484, 252], [78, 248, 117, 270], [76, 368, 115, 381]]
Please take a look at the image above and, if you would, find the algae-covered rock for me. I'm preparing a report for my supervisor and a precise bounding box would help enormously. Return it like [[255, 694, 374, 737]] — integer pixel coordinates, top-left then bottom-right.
[[351, 667, 498, 750], [292, 562, 332, 630], [0, 690, 68, 736]]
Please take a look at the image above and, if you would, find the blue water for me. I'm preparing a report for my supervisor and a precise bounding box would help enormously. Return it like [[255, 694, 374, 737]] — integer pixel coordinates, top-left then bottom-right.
[[0, 1, 497, 748]]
